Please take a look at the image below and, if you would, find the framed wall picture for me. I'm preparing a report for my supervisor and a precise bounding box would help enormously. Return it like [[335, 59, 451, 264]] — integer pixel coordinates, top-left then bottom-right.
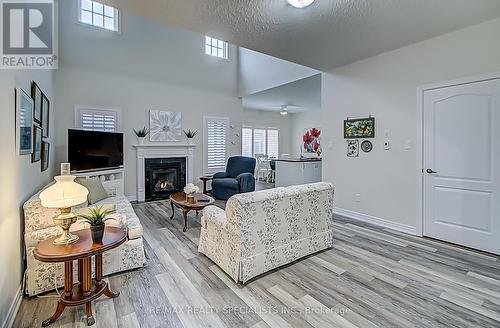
[[347, 139, 359, 157], [41, 94, 50, 138], [344, 116, 375, 139], [41, 141, 50, 172], [32, 125, 42, 163], [15, 88, 34, 155], [31, 82, 43, 124], [302, 127, 322, 158], [149, 110, 182, 141]]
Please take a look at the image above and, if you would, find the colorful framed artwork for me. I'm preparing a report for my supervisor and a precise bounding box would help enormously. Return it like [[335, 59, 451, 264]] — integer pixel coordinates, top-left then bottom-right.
[[302, 127, 322, 158], [149, 110, 182, 141], [32, 125, 43, 163], [41, 141, 50, 172], [41, 94, 50, 138], [31, 81, 43, 124], [344, 116, 375, 139], [16, 88, 34, 155], [347, 140, 359, 157]]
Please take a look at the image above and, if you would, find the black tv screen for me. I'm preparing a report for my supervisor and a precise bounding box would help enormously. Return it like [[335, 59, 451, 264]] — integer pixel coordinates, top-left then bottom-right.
[[68, 129, 124, 172]]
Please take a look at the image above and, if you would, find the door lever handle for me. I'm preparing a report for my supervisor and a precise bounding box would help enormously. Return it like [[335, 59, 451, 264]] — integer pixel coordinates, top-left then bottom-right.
[[426, 169, 437, 174]]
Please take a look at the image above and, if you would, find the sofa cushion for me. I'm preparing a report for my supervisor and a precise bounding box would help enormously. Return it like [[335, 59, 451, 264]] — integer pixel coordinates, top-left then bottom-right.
[[93, 196, 143, 240], [76, 177, 109, 205]]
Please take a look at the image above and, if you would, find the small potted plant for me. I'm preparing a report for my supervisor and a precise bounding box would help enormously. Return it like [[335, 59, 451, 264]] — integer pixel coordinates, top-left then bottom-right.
[[133, 127, 149, 145], [79, 206, 116, 244], [183, 183, 199, 203], [183, 129, 197, 144]]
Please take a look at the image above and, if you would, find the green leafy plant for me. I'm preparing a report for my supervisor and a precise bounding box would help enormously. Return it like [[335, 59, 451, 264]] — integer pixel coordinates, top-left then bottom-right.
[[183, 129, 198, 138], [79, 206, 116, 226], [133, 127, 149, 137]]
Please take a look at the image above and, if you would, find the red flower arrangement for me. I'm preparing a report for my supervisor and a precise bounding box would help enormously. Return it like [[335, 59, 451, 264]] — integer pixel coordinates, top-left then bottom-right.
[[303, 128, 321, 153]]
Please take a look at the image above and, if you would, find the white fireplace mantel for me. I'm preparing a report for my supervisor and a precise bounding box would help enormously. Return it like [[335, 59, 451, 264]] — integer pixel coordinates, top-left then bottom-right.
[[134, 144, 196, 202]]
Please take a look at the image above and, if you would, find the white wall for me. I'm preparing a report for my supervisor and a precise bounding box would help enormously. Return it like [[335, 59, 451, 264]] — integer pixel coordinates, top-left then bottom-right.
[[0, 70, 55, 327], [321, 18, 500, 229], [55, 0, 291, 199], [238, 47, 318, 97]]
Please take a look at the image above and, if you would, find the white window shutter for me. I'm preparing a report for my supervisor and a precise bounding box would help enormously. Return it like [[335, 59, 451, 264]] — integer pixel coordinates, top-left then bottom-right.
[[205, 117, 229, 173], [75, 107, 120, 132], [267, 129, 279, 158], [241, 127, 253, 157]]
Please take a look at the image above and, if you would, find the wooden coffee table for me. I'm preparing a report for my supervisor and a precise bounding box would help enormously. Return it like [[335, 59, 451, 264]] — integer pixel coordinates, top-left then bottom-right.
[[169, 192, 215, 232], [34, 227, 126, 326]]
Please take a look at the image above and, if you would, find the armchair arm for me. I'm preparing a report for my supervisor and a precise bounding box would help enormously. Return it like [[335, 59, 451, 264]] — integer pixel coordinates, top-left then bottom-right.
[[213, 171, 230, 179], [202, 205, 227, 229], [236, 172, 255, 193]]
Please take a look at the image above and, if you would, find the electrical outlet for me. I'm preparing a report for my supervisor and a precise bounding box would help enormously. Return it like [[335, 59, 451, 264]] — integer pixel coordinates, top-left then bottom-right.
[[355, 194, 361, 203]]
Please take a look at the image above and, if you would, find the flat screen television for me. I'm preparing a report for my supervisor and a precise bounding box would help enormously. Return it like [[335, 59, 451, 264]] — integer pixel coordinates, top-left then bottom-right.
[[68, 129, 124, 172]]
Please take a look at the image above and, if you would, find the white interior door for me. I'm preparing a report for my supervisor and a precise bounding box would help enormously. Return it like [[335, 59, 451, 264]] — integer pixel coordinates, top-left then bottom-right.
[[423, 78, 500, 254]]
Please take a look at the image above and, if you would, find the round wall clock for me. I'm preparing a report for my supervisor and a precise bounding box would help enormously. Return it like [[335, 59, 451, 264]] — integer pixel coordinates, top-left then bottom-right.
[[361, 140, 373, 153]]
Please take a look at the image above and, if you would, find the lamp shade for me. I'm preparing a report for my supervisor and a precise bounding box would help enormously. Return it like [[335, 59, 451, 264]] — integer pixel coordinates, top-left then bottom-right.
[[39, 175, 89, 208]]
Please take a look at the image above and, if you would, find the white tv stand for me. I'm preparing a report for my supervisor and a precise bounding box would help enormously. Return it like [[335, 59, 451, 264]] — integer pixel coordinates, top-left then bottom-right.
[[72, 167, 125, 197]]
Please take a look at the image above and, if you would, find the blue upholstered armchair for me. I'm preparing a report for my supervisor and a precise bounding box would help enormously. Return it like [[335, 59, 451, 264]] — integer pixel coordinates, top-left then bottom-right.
[[211, 156, 256, 200]]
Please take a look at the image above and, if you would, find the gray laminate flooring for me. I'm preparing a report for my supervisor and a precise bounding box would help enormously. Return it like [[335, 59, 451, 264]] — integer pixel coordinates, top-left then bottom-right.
[[14, 200, 500, 328]]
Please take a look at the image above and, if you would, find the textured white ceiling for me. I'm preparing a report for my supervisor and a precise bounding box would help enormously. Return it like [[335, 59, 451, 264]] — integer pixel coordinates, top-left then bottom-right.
[[101, 0, 500, 70], [242, 74, 321, 113]]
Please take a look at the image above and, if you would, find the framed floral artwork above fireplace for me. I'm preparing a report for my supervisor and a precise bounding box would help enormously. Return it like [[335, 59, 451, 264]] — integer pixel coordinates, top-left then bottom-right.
[[149, 110, 182, 142]]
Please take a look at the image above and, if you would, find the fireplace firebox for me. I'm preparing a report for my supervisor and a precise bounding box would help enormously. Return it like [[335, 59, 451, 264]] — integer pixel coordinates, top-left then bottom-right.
[[145, 157, 186, 201]]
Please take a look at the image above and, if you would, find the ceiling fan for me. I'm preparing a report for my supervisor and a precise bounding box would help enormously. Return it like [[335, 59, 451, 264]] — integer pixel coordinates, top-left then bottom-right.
[[269, 105, 303, 116]]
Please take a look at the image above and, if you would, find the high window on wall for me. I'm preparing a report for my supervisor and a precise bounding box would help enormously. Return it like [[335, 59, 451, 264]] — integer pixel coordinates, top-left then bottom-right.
[[74, 106, 121, 132], [205, 36, 229, 59], [241, 127, 279, 158], [79, 0, 120, 32], [204, 116, 229, 173]]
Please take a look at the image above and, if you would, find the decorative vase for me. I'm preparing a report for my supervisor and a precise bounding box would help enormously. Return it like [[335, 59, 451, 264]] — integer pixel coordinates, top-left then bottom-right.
[[137, 137, 145, 145], [90, 224, 105, 244], [186, 192, 195, 204], [187, 138, 194, 145]]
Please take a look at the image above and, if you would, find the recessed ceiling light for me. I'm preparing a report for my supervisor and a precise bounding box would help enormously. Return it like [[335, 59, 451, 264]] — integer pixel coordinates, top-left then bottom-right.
[[287, 0, 315, 9]]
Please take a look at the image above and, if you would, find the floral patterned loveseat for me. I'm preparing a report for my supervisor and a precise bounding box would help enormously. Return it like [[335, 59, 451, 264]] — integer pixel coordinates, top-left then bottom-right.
[[23, 186, 146, 296], [198, 182, 334, 283]]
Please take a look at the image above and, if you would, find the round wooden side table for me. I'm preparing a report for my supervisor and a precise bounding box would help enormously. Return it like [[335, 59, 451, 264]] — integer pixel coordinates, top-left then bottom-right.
[[34, 227, 126, 327], [169, 192, 215, 232]]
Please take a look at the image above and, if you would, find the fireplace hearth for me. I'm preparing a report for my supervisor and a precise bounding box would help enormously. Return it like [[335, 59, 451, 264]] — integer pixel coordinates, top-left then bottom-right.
[[145, 157, 186, 201]]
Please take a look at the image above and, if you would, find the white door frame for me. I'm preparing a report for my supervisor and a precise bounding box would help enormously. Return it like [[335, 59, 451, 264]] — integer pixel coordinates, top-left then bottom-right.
[[415, 71, 500, 237]]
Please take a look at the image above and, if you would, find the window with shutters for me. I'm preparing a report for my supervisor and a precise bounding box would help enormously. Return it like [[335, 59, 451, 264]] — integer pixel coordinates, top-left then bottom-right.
[[204, 116, 229, 174], [241, 127, 279, 158], [205, 36, 229, 59], [74, 106, 121, 132]]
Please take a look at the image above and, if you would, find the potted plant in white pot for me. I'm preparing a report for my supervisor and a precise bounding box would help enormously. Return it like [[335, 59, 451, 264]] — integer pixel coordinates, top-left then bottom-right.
[[183, 183, 199, 203], [183, 129, 197, 145], [80, 206, 116, 244], [134, 127, 149, 145]]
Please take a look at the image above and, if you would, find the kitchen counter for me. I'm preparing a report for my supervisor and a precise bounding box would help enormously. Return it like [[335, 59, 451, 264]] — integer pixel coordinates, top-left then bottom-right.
[[274, 158, 322, 187]]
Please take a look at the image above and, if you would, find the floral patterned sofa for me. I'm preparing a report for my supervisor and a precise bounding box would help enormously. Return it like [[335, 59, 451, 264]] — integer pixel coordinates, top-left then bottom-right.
[[23, 186, 145, 296], [198, 182, 334, 283]]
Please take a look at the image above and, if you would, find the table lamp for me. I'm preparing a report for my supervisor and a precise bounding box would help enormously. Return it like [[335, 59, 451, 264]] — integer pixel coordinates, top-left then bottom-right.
[[39, 164, 89, 245]]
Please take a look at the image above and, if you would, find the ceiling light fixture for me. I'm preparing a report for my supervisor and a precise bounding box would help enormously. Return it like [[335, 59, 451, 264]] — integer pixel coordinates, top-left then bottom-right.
[[280, 105, 289, 116], [286, 0, 315, 9]]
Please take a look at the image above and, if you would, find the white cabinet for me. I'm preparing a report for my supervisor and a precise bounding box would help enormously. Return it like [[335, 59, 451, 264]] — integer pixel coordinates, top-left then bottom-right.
[[275, 160, 322, 187]]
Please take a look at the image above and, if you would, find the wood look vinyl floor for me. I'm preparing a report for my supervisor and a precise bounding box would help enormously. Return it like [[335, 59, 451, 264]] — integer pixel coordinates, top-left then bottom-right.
[[14, 198, 500, 328]]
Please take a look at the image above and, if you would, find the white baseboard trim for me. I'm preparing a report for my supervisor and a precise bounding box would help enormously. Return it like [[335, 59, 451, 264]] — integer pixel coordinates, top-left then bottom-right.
[[127, 195, 137, 202], [333, 207, 417, 236], [2, 285, 22, 328]]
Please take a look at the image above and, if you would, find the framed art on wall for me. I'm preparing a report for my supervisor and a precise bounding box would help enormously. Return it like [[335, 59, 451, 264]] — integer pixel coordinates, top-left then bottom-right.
[[302, 127, 322, 158], [41, 141, 50, 172], [41, 94, 50, 138], [344, 116, 375, 138], [347, 139, 359, 157], [31, 82, 43, 124], [15, 88, 34, 155], [32, 125, 42, 163], [149, 110, 182, 141]]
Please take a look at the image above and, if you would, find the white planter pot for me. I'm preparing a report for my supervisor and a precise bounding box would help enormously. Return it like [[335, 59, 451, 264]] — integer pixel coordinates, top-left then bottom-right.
[[187, 138, 194, 145], [137, 137, 145, 145]]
